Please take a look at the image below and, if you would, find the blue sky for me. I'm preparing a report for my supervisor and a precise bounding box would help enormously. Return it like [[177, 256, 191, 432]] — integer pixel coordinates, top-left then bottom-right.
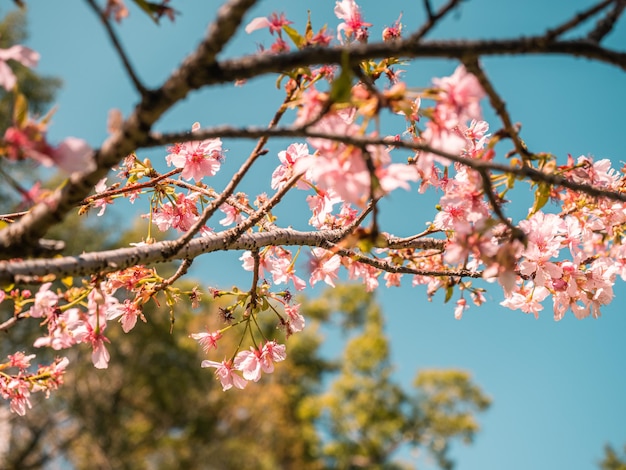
[[16, 1, 626, 468]]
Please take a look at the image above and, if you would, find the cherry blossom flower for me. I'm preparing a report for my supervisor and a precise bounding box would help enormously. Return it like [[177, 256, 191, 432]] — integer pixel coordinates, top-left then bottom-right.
[[33, 308, 84, 350], [105, 0, 129, 22], [500, 284, 550, 318], [54, 137, 94, 173], [166, 123, 224, 182], [0, 42, 39, 91], [106, 299, 146, 333], [271, 256, 307, 291], [4, 379, 32, 416], [432, 65, 485, 125], [262, 341, 287, 367], [93, 178, 113, 216], [219, 204, 244, 226], [201, 359, 247, 391], [152, 193, 200, 232], [346, 260, 380, 292], [306, 190, 342, 229], [3, 121, 55, 164], [309, 247, 341, 287], [234, 348, 264, 382], [284, 304, 305, 333], [29, 283, 58, 319], [454, 298, 468, 320], [190, 330, 222, 353], [8, 352, 36, 369], [271, 143, 311, 190], [382, 14, 403, 41], [245, 12, 292, 35], [335, 0, 371, 43]]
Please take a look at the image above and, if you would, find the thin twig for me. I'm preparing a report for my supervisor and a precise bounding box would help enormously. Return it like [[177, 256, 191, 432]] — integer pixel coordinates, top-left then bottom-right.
[[85, 0, 147, 95], [587, 0, 626, 42], [462, 57, 531, 160], [82, 168, 182, 203], [0, 313, 25, 332], [476, 168, 524, 243], [423, 0, 435, 21], [545, 0, 615, 41], [153, 258, 193, 291], [248, 250, 260, 313], [410, 0, 463, 42]]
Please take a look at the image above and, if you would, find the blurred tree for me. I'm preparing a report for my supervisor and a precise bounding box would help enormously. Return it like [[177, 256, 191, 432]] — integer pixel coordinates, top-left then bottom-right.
[[600, 445, 626, 470], [305, 286, 490, 470]]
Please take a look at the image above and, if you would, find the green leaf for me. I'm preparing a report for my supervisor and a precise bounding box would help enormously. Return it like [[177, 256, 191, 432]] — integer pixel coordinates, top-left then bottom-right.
[[529, 181, 551, 216], [305, 11, 313, 40], [131, 0, 174, 24], [283, 24, 305, 48], [329, 52, 353, 104], [12, 92, 28, 127]]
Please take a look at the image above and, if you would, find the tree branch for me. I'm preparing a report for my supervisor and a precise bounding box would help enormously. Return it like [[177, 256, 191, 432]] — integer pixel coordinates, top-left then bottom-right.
[[545, 0, 615, 41], [411, 0, 463, 43], [587, 0, 626, 43], [85, 0, 147, 96], [0, 228, 445, 285], [148, 125, 626, 204], [462, 58, 530, 159]]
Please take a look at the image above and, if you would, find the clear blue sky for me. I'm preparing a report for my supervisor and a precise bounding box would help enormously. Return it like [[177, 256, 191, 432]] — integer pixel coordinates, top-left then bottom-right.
[[17, 1, 626, 468]]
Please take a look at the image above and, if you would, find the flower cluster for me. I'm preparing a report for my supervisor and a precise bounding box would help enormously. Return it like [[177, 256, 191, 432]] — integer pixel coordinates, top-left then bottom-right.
[[2, 0, 626, 413], [0, 354, 69, 416]]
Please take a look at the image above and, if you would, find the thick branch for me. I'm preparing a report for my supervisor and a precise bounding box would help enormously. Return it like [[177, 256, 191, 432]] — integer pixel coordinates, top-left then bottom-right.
[[0, 229, 445, 285], [201, 38, 626, 87]]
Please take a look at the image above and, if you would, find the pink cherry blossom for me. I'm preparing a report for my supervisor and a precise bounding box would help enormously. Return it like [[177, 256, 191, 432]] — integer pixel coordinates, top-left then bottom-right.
[[262, 340, 287, 366], [4, 379, 32, 416], [454, 298, 468, 320], [309, 247, 341, 287], [201, 359, 247, 391], [219, 204, 244, 226], [271, 256, 307, 291], [29, 282, 58, 319], [8, 352, 36, 369], [0, 43, 39, 91], [106, 299, 146, 333], [33, 308, 84, 350], [500, 284, 550, 319], [53, 137, 94, 173], [105, 0, 129, 23], [166, 123, 224, 182], [190, 330, 222, 353], [346, 260, 380, 292], [245, 12, 292, 35], [93, 178, 113, 216], [306, 190, 342, 229], [335, 0, 371, 43], [152, 193, 200, 232], [234, 348, 263, 382], [284, 304, 305, 333], [271, 142, 311, 190], [432, 65, 485, 125]]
